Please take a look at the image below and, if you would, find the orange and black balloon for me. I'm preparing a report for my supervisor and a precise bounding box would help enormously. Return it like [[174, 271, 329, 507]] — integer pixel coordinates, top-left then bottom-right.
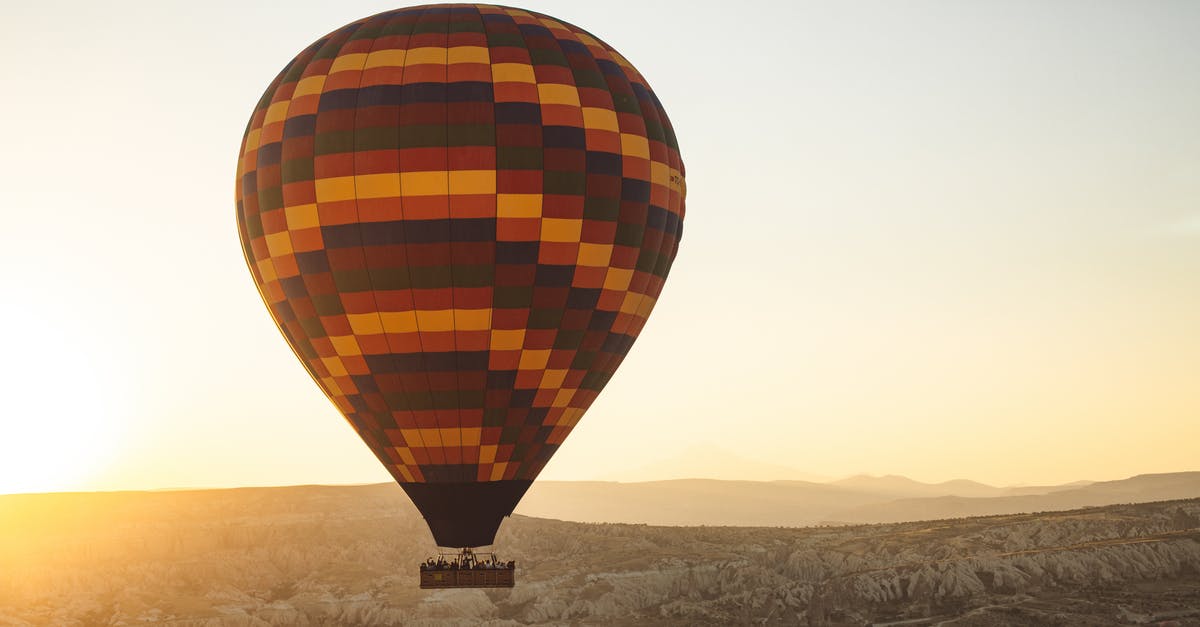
[[235, 4, 684, 548]]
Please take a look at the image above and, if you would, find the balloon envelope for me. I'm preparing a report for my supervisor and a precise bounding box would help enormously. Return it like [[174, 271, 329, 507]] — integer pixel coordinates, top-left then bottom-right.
[[235, 4, 684, 547]]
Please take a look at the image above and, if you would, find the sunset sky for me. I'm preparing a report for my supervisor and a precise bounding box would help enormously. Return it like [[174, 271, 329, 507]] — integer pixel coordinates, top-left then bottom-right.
[[1, 0, 1197, 495]]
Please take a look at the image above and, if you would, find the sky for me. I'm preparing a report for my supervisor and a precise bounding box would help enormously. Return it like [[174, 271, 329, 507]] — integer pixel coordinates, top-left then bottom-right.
[[1, 0, 1197, 495]]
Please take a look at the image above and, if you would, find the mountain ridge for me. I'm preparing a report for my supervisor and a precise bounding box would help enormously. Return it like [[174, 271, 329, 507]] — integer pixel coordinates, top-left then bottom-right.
[[515, 471, 1200, 527], [6, 471, 1195, 530]]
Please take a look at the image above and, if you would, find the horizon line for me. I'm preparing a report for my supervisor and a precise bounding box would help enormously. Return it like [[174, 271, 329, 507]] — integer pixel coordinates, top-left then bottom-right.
[[5, 469, 1199, 499]]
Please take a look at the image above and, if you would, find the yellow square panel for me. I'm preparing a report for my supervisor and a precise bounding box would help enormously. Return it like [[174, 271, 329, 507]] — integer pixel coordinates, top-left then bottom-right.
[[380, 311, 418, 333], [365, 49, 406, 69], [264, 101, 290, 125], [347, 313, 384, 335], [256, 258, 277, 282], [637, 295, 658, 317], [559, 407, 585, 426], [285, 203, 320, 230], [400, 171, 448, 196], [489, 462, 507, 481], [455, 308, 491, 330], [651, 161, 670, 186], [315, 176, 356, 203], [264, 231, 293, 257], [329, 53, 368, 74], [320, 376, 343, 396], [416, 309, 454, 332], [400, 428, 425, 447], [582, 107, 619, 132], [439, 428, 462, 447], [538, 83, 580, 107], [620, 133, 650, 159], [492, 63, 536, 83], [356, 173, 401, 199], [541, 218, 582, 242], [241, 129, 262, 155], [458, 427, 482, 447], [497, 194, 542, 218], [423, 429, 446, 447], [576, 242, 612, 267], [539, 369, 567, 389], [329, 335, 362, 357], [479, 444, 498, 464], [518, 349, 551, 371], [619, 292, 641, 314], [552, 388, 575, 408], [603, 268, 633, 291], [405, 47, 446, 66], [448, 169, 496, 194], [321, 356, 349, 377], [293, 76, 326, 98], [448, 46, 490, 64], [490, 329, 525, 350]]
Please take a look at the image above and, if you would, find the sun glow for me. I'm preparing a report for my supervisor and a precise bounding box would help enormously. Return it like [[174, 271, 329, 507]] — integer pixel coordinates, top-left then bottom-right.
[[0, 311, 122, 495]]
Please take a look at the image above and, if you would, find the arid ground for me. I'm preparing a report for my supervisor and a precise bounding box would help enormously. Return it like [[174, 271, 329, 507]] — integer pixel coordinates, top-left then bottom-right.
[[1, 484, 1197, 625]]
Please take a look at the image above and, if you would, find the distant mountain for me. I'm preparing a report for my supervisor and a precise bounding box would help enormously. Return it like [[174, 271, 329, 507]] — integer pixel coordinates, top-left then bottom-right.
[[515, 472, 1200, 528], [1000, 479, 1096, 497], [827, 472, 1200, 524], [831, 474, 1006, 498]]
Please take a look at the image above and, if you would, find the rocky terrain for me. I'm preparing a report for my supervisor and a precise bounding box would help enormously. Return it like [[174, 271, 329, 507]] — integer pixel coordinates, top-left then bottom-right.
[[1, 485, 1198, 625]]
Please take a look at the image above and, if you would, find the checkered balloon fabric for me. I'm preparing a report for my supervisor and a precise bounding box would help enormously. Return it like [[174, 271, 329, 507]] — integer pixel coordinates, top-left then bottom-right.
[[236, 4, 684, 487]]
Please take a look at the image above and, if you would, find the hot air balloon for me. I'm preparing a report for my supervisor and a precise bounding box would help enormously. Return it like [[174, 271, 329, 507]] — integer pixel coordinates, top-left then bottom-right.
[[234, 4, 684, 585]]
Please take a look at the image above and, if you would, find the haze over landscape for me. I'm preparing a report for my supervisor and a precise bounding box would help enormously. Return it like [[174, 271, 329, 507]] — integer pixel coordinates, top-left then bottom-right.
[[3, 479, 1199, 625]]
